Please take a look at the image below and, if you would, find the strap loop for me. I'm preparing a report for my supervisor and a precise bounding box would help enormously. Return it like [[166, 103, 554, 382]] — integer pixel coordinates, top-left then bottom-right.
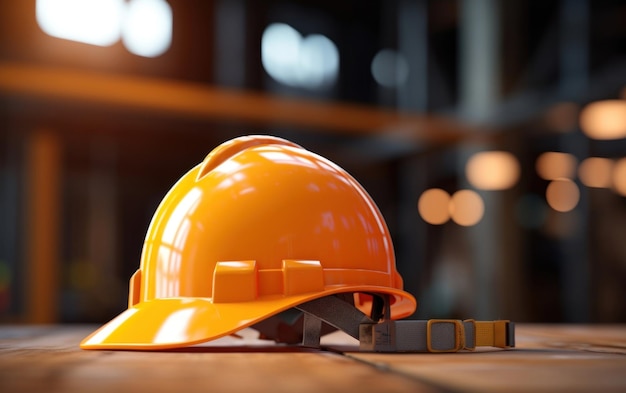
[[359, 319, 515, 352], [426, 320, 464, 352]]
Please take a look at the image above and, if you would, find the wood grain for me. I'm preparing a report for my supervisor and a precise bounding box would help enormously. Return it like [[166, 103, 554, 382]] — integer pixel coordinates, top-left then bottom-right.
[[0, 324, 624, 393], [0, 326, 435, 393]]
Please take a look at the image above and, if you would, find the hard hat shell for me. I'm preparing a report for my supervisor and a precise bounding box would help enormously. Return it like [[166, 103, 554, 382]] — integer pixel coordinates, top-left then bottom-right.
[[81, 135, 416, 350]]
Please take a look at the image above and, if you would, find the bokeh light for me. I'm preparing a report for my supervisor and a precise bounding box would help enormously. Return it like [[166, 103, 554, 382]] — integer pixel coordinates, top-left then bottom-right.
[[450, 190, 484, 226], [36, 0, 125, 46], [536, 152, 577, 180], [578, 157, 613, 188], [122, 0, 173, 58], [261, 23, 339, 89], [613, 158, 626, 196], [418, 188, 450, 225], [580, 100, 626, 140], [546, 178, 580, 212], [371, 49, 410, 88], [466, 151, 520, 190], [36, 0, 172, 57]]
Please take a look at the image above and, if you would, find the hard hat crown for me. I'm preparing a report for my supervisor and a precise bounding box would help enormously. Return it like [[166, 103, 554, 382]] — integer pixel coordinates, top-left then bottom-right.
[[81, 135, 416, 350]]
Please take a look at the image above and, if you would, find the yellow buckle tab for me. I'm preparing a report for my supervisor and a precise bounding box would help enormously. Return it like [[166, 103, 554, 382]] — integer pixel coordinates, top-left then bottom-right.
[[494, 320, 513, 348], [426, 319, 464, 353], [474, 320, 514, 348]]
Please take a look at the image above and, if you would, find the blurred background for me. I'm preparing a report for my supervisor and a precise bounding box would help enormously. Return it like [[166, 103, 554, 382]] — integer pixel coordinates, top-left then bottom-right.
[[0, 0, 625, 325]]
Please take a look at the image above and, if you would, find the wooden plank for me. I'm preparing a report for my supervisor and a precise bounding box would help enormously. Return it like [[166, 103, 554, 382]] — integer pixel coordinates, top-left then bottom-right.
[[352, 350, 626, 393], [348, 324, 626, 393], [513, 324, 626, 353], [0, 326, 436, 393], [0, 61, 474, 144], [1, 325, 625, 393]]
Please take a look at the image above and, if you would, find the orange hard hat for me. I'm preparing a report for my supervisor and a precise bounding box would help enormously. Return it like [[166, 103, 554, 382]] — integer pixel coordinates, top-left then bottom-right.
[[81, 135, 417, 350]]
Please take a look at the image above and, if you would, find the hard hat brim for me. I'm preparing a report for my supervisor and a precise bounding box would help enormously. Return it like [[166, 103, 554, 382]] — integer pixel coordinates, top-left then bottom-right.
[[80, 286, 416, 350]]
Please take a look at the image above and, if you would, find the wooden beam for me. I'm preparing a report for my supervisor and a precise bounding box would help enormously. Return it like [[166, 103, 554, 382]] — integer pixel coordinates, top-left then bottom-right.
[[0, 61, 472, 145]]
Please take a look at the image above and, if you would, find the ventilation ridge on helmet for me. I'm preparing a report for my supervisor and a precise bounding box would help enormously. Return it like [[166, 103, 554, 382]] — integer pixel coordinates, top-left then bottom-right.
[[197, 135, 302, 180]]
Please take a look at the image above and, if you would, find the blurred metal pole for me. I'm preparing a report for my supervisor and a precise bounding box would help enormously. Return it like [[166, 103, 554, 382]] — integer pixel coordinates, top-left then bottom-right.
[[393, 0, 429, 315], [398, 0, 428, 112], [459, 0, 500, 122], [214, 0, 247, 87], [559, 0, 590, 322], [459, 0, 501, 319], [559, 0, 588, 100], [0, 130, 20, 318]]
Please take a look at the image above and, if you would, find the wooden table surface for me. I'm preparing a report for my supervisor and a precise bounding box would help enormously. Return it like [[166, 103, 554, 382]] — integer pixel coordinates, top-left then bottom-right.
[[0, 324, 624, 393]]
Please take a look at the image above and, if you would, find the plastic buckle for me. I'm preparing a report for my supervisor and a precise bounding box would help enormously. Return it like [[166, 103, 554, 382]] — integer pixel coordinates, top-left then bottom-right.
[[507, 321, 515, 348], [498, 320, 515, 348], [462, 319, 476, 351], [426, 319, 464, 353]]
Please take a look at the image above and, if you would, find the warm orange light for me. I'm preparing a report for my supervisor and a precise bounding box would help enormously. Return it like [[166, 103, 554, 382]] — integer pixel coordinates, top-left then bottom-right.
[[546, 178, 580, 212], [418, 188, 450, 225], [449, 190, 484, 226], [536, 152, 577, 180], [465, 151, 520, 190], [613, 158, 626, 196], [580, 100, 626, 140], [578, 157, 613, 188]]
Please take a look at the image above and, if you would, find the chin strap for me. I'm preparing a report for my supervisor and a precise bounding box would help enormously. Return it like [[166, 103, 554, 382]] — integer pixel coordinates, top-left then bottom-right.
[[357, 318, 515, 352], [294, 295, 515, 353]]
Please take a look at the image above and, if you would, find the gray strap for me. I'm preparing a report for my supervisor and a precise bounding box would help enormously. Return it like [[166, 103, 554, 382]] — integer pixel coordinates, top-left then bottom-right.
[[301, 313, 322, 347], [360, 319, 514, 352], [295, 296, 464, 352], [360, 320, 464, 352], [295, 295, 374, 340]]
